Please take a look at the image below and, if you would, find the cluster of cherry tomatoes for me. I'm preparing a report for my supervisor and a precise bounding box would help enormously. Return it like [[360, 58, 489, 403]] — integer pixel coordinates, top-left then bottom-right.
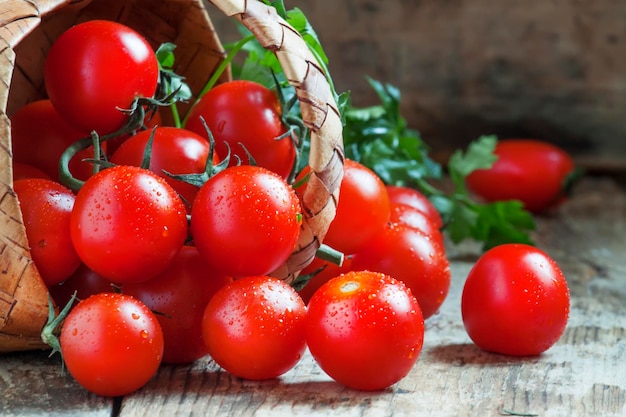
[[11, 18, 571, 398]]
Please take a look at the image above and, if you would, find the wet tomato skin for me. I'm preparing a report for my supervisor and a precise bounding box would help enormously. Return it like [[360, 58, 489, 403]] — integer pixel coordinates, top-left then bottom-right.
[[190, 165, 301, 278], [201, 275, 307, 380], [60, 292, 164, 397], [70, 165, 188, 284], [306, 270, 425, 391], [461, 243, 570, 356]]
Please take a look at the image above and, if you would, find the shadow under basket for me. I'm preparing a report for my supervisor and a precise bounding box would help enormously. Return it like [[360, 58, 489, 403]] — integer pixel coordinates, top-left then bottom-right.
[[0, 0, 343, 353]]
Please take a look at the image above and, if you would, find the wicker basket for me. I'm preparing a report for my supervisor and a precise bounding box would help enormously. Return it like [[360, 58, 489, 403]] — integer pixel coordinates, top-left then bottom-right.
[[0, 0, 343, 352]]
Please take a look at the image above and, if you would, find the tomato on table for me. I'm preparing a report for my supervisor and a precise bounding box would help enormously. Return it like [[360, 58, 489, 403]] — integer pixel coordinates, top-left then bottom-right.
[[13, 178, 81, 287], [461, 243, 570, 356], [60, 293, 163, 397], [185, 80, 296, 179], [306, 270, 425, 391], [44, 20, 159, 135], [123, 246, 233, 364], [465, 139, 576, 213], [351, 223, 450, 319], [190, 165, 301, 278], [70, 165, 188, 284], [201, 275, 307, 380]]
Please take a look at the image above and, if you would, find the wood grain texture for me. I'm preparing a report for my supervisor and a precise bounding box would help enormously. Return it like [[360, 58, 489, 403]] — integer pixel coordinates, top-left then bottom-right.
[[1, 176, 622, 416]]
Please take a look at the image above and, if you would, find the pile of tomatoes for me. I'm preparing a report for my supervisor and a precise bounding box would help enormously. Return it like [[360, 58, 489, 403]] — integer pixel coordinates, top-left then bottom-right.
[[11, 18, 570, 398]]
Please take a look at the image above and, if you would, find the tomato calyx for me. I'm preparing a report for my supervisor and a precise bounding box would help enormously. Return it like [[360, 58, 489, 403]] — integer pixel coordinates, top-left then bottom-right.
[[41, 292, 77, 361]]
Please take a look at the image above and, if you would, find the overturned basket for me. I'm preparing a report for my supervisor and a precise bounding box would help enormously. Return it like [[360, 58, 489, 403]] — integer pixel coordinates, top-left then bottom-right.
[[0, 0, 344, 352]]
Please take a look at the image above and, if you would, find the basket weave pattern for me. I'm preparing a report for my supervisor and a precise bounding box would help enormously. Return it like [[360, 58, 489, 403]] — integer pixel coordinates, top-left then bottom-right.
[[0, 0, 343, 352]]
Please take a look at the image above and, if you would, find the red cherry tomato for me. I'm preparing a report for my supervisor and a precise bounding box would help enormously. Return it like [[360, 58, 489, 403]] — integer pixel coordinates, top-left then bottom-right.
[[300, 159, 390, 255], [13, 178, 81, 287], [70, 165, 188, 283], [386, 185, 442, 229], [190, 165, 301, 278], [201, 275, 307, 380], [60, 293, 163, 397], [461, 243, 570, 356], [123, 246, 233, 364], [110, 126, 216, 210], [465, 139, 576, 213], [45, 20, 159, 134], [306, 270, 425, 391], [351, 223, 450, 319], [11, 100, 103, 181], [185, 80, 295, 179]]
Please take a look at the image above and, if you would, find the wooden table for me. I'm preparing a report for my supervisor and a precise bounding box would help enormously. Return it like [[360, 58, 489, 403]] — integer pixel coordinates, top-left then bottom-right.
[[1, 176, 624, 417]]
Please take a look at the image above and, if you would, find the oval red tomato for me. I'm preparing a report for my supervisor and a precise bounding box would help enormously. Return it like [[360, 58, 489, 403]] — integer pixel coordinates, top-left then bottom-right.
[[13, 178, 81, 287], [70, 165, 188, 283], [306, 270, 424, 391], [123, 246, 232, 364], [201, 275, 307, 380], [465, 139, 575, 213], [185, 80, 295, 179], [45, 20, 159, 135], [190, 165, 301, 278], [461, 243, 570, 356], [60, 292, 163, 397]]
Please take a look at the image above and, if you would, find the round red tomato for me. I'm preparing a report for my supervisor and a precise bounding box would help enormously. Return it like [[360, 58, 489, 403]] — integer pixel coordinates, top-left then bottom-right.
[[190, 165, 301, 278], [11, 100, 102, 182], [70, 165, 188, 283], [461, 243, 570, 356], [304, 159, 390, 255], [60, 292, 163, 397], [351, 223, 450, 319], [201, 275, 307, 380], [45, 20, 159, 135], [306, 270, 424, 391], [386, 185, 442, 229], [185, 80, 295, 179], [123, 246, 233, 364], [465, 139, 576, 213], [110, 126, 216, 210], [13, 178, 81, 287]]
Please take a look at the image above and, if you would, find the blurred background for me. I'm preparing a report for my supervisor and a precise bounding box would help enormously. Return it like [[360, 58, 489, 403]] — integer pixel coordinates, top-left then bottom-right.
[[207, 0, 626, 180]]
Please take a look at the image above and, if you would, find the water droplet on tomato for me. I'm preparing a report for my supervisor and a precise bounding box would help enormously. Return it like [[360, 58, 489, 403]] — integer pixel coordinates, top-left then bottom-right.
[[131, 313, 140, 320], [140, 330, 149, 339]]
